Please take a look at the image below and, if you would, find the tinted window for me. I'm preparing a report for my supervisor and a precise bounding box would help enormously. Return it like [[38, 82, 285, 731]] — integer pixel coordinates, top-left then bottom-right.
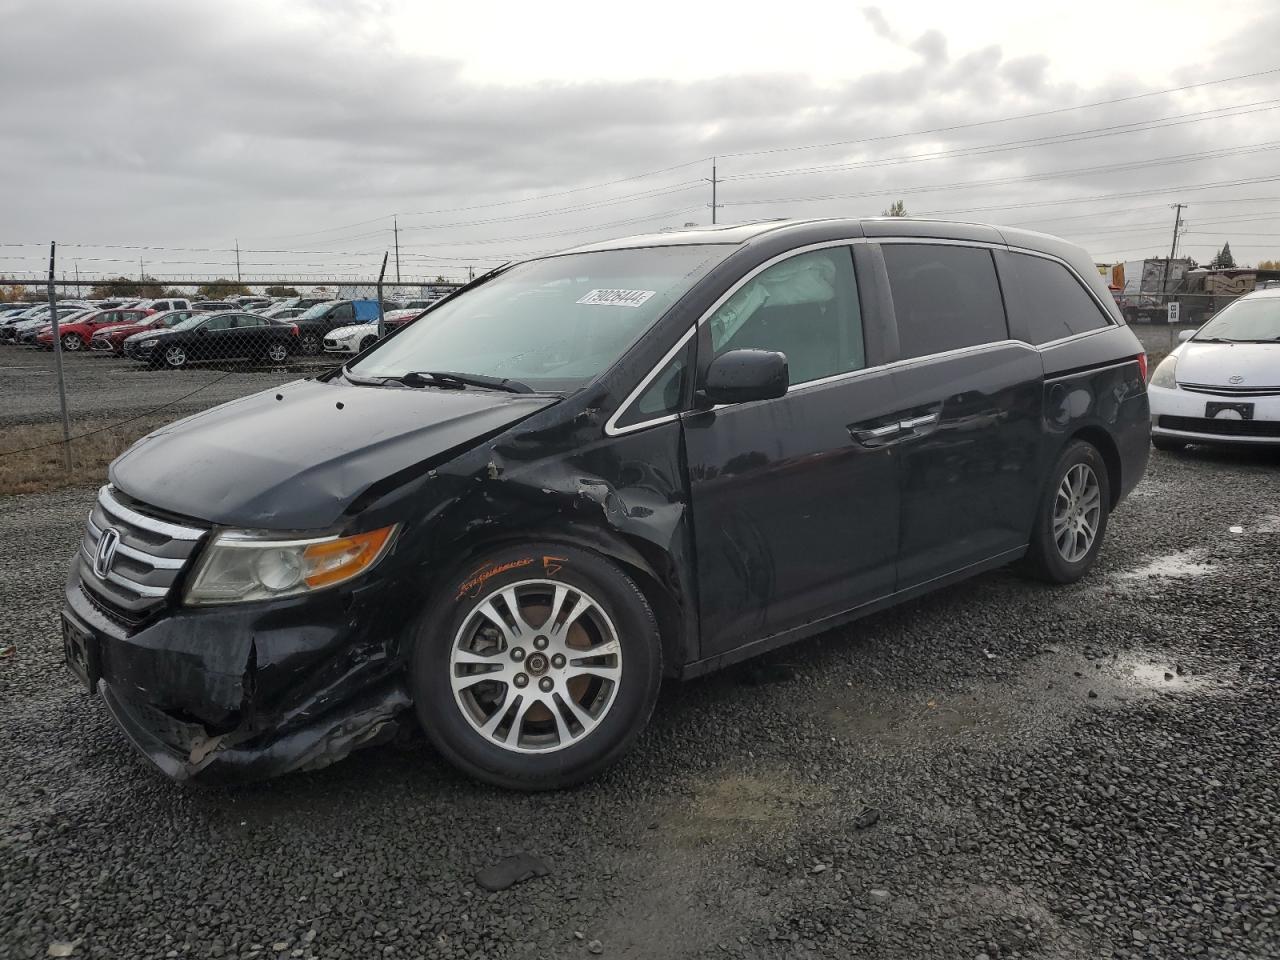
[[616, 342, 691, 429], [1009, 253, 1112, 343], [708, 247, 864, 386], [232, 314, 266, 328], [202, 315, 234, 331], [882, 244, 1008, 359], [330, 303, 355, 321]]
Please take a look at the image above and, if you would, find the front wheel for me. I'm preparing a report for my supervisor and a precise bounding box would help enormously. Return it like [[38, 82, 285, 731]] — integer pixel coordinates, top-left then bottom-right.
[[359, 335, 378, 352], [163, 345, 187, 368], [411, 543, 663, 790], [265, 341, 289, 364], [62, 334, 82, 352], [299, 332, 321, 355], [1019, 440, 1111, 584]]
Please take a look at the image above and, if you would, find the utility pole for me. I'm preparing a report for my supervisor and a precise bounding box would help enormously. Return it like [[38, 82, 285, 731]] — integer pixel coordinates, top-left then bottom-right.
[[468, 264, 474, 282], [235, 239, 242, 283], [139, 256, 144, 281], [47, 243, 73, 472], [1160, 203, 1186, 303], [708, 157, 720, 225], [394, 217, 401, 285]]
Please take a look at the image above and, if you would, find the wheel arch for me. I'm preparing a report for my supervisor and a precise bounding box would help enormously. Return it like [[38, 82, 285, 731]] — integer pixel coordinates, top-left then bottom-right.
[[1066, 425, 1122, 508], [415, 521, 690, 678]]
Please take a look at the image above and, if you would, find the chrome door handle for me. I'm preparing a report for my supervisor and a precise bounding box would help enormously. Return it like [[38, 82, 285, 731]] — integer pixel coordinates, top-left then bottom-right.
[[850, 422, 904, 446], [899, 413, 939, 431]]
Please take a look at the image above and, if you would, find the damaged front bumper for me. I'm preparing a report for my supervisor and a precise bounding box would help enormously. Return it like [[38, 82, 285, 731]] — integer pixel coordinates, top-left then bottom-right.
[[63, 556, 412, 783]]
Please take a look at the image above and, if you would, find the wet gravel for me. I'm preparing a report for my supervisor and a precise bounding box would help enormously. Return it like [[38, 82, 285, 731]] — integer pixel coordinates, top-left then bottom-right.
[[1, 446, 1278, 959]]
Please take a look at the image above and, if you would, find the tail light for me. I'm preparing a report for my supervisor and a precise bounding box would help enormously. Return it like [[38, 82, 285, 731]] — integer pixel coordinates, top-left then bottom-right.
[[1136, 353, 1148, 382], [290, 323, 299, 336]]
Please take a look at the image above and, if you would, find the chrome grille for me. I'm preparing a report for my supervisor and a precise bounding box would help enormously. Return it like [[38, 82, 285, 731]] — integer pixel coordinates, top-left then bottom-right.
[[1180, 382, 1280, 398], [79, 485, 208, 619]]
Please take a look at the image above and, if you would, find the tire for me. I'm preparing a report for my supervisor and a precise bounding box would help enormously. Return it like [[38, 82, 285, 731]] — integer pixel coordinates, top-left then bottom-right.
[[265, 341, 289, 364], [299, 333, 321, 355], [1152, 436, 1186, 452], [359, 335, 378, 352], [62, 334, 82, 352], [1019, 440, 1111, 584], [163, 345, 187, 368], [410, 543, 663, 790]]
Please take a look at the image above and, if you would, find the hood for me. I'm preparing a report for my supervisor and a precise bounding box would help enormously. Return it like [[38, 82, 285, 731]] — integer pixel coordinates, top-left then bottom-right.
[[110, 377, 559, 529], [1176, 341, 1280, 389]]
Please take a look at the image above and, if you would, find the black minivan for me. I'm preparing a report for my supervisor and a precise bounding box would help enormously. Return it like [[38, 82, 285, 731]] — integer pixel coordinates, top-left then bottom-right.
[[62, 219, 1150, 789]]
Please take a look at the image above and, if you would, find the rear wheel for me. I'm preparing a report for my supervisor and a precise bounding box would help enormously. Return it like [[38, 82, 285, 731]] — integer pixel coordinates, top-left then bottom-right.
[[411, 543, 663, 790], [1020, 440, 1110, 584], [1152, 436, 1186, 452]]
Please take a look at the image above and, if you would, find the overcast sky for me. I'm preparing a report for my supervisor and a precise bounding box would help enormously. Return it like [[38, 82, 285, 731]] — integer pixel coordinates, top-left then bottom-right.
[[3, 0, 1280, 285]]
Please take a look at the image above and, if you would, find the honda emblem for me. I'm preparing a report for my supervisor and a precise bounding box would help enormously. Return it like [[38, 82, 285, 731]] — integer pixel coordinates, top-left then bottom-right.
[[94, 527, 121, 578]]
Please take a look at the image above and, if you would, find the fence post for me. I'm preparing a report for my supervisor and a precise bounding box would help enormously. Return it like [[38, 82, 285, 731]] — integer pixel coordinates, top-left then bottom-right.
[[376, 252, 388, 340], [47, 242, 73, 473]]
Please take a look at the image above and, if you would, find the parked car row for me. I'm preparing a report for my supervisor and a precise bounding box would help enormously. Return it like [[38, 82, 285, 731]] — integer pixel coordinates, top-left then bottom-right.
[[0, 295, 443, 367]]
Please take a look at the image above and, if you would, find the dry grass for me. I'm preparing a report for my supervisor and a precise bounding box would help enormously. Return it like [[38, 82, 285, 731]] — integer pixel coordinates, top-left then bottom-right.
[[0, 418, 172, 496]]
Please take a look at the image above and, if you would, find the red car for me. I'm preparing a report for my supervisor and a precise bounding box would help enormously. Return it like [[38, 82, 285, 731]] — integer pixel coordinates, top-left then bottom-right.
[[36, 309, 150, 351], [88, 309, 197, 355]]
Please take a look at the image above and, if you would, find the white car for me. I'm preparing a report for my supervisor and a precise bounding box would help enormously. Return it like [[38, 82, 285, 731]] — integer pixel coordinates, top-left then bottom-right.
[[322, 321, 382, 355], [1148, 287, 1280, 449]]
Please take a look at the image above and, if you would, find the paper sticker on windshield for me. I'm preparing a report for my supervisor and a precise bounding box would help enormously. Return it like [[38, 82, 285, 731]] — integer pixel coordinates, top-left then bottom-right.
[[576, 288, 656, 308]]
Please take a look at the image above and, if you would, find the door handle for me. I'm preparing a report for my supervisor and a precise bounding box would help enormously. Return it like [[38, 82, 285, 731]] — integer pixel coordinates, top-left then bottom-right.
[[850, 422, 904, 446], [898, 413, 939, 431]]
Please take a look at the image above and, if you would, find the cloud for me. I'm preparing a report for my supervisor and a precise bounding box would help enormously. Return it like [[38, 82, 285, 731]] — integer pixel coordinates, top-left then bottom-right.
[[1, 0, 1279, 280]]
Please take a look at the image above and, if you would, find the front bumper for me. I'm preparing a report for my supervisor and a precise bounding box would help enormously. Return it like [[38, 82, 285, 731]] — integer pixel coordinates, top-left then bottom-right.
[[62, 555, 413, 782], [1149, 384, 1280, 445], [124, 342, 157, 361], [323, 339, 359, 354]]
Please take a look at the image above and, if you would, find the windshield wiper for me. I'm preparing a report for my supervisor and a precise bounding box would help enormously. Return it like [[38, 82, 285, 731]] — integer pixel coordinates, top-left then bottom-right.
[[397, 371, 534, 393]]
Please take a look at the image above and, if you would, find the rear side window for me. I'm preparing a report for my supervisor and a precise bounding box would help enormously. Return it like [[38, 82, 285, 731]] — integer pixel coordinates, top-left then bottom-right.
[[331, 303, 355, 321], [881, 244, 1008, 359], [1008, 252, 1112, 343]]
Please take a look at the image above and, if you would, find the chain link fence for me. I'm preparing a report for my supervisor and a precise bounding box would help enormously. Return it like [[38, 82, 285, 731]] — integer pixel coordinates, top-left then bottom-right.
[[0, 281, 461, 493]]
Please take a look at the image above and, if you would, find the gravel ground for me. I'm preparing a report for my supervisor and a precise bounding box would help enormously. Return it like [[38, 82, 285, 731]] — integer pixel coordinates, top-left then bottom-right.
[[0, 347, 330, 428], [1, 442, 1279, 959]]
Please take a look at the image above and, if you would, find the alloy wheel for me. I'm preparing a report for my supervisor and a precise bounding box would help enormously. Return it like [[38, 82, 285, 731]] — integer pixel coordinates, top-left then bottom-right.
[[164, 346, 187, 368], [450, 579, 623, 754], [62, 334, 81, 351], [1053, 463, 1102, 563], [267, 343, 288, 363], [300, 334, 320, 355]]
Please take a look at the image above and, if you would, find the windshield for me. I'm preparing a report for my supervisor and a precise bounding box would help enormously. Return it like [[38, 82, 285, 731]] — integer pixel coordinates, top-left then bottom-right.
[[1195, 297, 1280, 342], [167, 314, 208, 332], [349, 245, 727, 391], [297, 301, 338, 320]]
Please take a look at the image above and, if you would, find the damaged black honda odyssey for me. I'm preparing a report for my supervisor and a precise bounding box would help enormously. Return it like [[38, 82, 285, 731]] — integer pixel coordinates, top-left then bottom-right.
[[63, 219, 1150, 789]]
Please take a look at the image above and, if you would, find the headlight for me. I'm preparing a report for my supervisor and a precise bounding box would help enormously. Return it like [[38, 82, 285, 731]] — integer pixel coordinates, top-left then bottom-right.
[[1149, 355, 1178, 389], [184, 525, 397, 605], [140, 338, 159, 348]]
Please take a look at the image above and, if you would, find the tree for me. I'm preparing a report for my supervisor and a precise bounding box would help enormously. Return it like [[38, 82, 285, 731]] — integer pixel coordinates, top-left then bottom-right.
[[1210, 243, 1237, 269], [881, 200, 909, 217], [1257, 259, 1279, 270], [163, 288, 187, 298], [264, 285, 299, 297], [0, 284, 27, 302], [89, 276, 166, 299], [195, 279, 252, 299]]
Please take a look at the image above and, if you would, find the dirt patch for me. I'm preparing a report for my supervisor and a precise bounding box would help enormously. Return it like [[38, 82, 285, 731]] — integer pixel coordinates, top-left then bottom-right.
[[0, 417, 167, 495], [660, 771, 824, 849], [1113, 549, 1215, 583]]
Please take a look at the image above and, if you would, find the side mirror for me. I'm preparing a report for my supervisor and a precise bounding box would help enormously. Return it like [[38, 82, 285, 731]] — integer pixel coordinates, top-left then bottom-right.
[[1178, 329, 1195, 343], [702, 349, 789, 406]]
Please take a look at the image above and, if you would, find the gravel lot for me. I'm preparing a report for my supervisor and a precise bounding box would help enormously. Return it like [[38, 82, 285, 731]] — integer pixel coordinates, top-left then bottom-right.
[[0, 348, 330, 428], [1, 365, 1279, 958]]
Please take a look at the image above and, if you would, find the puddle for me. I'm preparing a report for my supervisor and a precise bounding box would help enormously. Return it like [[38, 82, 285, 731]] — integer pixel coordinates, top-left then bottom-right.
[[1125, 660, 1212, 693], [1113, 550, 1214, 582]]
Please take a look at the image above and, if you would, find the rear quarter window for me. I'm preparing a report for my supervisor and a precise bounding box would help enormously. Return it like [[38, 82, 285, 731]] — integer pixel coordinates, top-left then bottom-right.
[[1005, 252, 1113, 344]]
